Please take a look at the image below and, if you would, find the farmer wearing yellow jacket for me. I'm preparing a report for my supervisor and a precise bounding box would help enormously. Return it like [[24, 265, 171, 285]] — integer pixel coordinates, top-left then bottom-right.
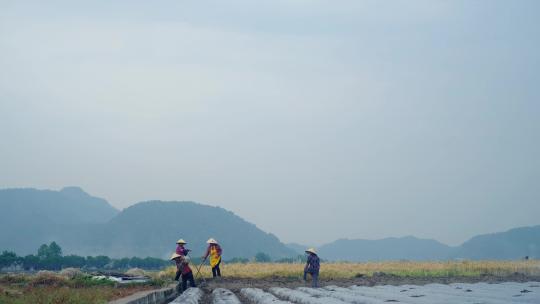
[[202, 238, 222, 278]]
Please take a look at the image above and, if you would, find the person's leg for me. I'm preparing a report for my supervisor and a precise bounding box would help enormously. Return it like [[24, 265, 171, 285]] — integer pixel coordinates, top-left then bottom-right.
[[188, 272, 196, 287], [175, 268, 182, 293], [212, 266, 217, 278], [181, 274, 188, 292], [312, 272, 319, 288], [216, 260, 221, 277]]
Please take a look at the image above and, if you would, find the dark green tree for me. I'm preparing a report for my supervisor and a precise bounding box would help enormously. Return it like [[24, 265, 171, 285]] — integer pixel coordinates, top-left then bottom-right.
[[37, 242, 63, 260], [48, 242, 62, 257], [0, 251, 20, 268], [86, 255, 111, 269], [35, 242, 63, 270], [37, 244, 49, 259], [62, 255, 86, 268], [22, 255, 40, 270], [113, 257, 130, 269], [254, 252, 272, 263]]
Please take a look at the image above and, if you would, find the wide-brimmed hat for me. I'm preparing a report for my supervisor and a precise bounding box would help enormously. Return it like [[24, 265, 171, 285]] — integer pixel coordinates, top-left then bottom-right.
[[207, 238, 218, 244], [170, 253, 182, 260], [305, 248, 317, 255], [176, 239, 187, 244]]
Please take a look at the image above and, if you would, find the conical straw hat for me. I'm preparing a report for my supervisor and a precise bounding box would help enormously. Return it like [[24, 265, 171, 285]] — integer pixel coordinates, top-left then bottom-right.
[[305, 248, 317, 255], [206, 238, 218, 244], [170, 253, 182, 260], [176, 239, 187, 244]]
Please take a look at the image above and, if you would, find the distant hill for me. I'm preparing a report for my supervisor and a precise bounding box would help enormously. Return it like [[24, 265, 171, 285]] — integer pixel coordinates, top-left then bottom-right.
[[455, 225, 540, 260], [318, 236, 454, 262], [0, 187, 118, 255], [91, 200, 297, 259], [0, 188, 296, 259], [316, 226, 540, 261]]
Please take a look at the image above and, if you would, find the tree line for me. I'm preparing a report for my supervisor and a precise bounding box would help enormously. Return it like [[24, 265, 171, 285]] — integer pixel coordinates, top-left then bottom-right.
[[0, 242, 169, 271], [1, 242, 308, 271]]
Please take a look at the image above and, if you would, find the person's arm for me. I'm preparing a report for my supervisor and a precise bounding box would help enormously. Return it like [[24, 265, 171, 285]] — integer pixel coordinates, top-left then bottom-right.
[[202, 245, 210, 259], [305, 256, 312, 271], [303, 260, 309, 280], [217, 245, 222, 256]]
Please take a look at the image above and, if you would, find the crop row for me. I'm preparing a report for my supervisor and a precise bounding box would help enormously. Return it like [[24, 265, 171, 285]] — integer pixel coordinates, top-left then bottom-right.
[[168, 281, 539, 304]]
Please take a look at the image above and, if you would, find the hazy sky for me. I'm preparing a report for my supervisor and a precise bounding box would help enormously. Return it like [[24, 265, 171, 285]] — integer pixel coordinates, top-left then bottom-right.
[[1, 0, 539, 246]]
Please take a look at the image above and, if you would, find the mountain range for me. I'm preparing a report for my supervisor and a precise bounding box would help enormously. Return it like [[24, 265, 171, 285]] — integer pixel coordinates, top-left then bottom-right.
[[287, 226, 540, 261], [1, 187, 538, 261], [0, 187, 295, 259]]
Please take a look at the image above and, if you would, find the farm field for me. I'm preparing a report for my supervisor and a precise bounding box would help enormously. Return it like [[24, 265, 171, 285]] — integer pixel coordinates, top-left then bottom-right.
[[170, 282, 540, 304], [2, 260, 539, 303], [164, 260, 540, 304], [157, 260, 540, 280]]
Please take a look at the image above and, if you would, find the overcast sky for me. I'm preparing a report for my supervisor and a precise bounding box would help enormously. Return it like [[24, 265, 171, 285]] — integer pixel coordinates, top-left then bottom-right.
[[1, 0, 539, 246]]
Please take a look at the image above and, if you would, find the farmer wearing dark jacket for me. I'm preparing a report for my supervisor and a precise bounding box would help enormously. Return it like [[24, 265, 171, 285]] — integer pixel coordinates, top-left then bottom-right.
[[203, 238, 222, 278], [304, 248, 320, 288], [171, 253, 196, 293]]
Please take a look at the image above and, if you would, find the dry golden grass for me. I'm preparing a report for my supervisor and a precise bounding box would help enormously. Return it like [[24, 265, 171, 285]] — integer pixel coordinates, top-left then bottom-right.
[[156, 260, 540, 280]]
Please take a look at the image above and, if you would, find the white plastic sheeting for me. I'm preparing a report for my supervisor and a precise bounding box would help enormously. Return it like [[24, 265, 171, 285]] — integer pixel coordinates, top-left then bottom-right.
[[349, 282, 540, 304], [212, 288, 242, 304], [426, 282, 539, 303], [324, 285, 426, 304], [170, 282, 539, 304], [240, 288, 292, 304], [170, 287, 203, 304], [372, 282, 540, 304], [346, 285, 503, 304], [297, 287, 387, 304], [270, 287, 347, 304], [92, 275, 150, 284]]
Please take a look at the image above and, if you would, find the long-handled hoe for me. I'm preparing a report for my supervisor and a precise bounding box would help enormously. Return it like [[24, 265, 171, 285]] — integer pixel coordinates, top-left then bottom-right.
[[194, 257, 208, 287]]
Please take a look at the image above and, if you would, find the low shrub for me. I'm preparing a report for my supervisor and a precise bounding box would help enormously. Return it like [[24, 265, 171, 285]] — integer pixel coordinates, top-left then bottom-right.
[[59, 267, 83, 279], [125, 268, 146, 277], [29, 271, 67, 287]]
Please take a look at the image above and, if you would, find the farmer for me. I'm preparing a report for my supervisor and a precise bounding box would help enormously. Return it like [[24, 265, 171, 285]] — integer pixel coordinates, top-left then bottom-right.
[[170, 253, 196, 293], [303, 248, 320, 288], [175, 239, 191, 256], [202, 238, 222, 278]]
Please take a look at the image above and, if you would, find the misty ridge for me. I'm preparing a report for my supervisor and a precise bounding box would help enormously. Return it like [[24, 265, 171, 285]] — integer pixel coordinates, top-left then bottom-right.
[[0, 187, 539, 261]]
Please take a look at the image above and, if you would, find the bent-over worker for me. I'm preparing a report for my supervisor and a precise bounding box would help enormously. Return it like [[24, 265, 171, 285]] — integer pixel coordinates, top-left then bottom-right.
[[170, 253, 196, 293]]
